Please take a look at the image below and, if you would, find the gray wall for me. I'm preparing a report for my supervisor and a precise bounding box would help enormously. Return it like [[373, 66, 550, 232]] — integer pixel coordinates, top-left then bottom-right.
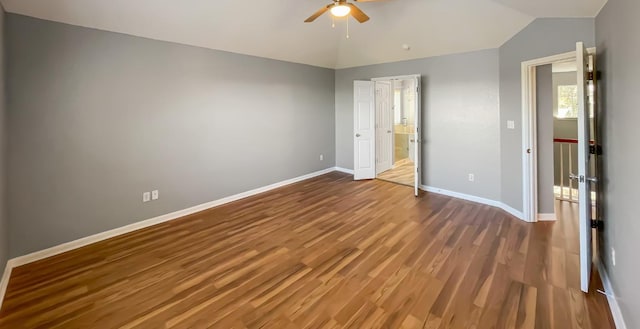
[[0, 6, 8, 269], [553, 119, 578, 139], [6, 14, 336, 257], [335, 49, 502, 201], [499, 18, 596, 211], [596, 0, 640, 327], [536, 65, 554, 214]]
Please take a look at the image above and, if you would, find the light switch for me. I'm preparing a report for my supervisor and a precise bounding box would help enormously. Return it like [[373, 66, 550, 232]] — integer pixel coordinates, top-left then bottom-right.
[[507, 120, 515, 129]]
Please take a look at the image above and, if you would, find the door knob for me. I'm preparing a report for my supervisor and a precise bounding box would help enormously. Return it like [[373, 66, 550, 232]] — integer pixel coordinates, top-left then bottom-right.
[[387, 130, 392, 133], [355, 133, 361, 137], [586, 176, 598, 183], [569, 173, 579, 180]]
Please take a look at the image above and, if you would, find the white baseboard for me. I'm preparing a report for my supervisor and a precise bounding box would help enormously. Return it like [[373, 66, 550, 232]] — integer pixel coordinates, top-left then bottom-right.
[[420, 185, 501, 207], [0, 169, 533, 311], [537, 213, 557, 221], [498, 202, 526, 221], [420, 185, 525, 221], [0, 262, 12, 311], [597, 259, 627, 329], [10, 167, 337, 268], [333, 167, 354, 175], [0, 167, 338, 310]]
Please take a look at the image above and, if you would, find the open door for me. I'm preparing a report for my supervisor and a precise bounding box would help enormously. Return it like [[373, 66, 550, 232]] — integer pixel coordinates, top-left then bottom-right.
[[354, 80, 376, 180], [375, 81, 393, 174], [576, 42, 595, 293], [413, 77, 421, 196]]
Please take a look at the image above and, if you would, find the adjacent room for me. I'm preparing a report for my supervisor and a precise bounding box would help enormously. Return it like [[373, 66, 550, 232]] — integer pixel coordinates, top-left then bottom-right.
[[0, 0, 636, 328]]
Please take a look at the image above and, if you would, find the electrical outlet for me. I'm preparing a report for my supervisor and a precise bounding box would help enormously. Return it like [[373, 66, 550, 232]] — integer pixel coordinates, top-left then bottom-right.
[[468, 174, 475, 182], [320, 154, 324, 161], [507, 120, 515, 129], [152, 190, 159, 201], [142, 192, 151, 203], [611, 248, 616, 266]]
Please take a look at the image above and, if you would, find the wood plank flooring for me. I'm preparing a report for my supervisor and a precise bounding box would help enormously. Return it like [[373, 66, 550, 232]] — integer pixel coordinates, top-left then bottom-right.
[[377, 159, 415, 187], [0, 172, 614, 328]]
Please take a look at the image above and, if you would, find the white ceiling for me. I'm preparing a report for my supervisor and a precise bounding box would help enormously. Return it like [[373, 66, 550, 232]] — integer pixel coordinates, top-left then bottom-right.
[[0, 0, 607, 69]]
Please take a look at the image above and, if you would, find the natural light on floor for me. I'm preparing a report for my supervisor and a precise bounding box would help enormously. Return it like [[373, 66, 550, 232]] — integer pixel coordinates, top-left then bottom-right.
[[554, 185, 597, 202]]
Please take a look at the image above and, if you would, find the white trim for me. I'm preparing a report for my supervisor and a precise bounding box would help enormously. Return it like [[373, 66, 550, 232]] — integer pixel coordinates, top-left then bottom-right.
[[420, 185, 524, 220], [0, 167, 341, 307], [0, 166, 339, 309], [413, 77, 422, 197], [597, 259, 627, 329], [334, 167, 354, 175], [521, 47, 595, 223], [499, 202, 526, 220], [537, 213, 557, 221], [521, 61, 536, 223], [0, 262, 12, 310], [9, 167, 336, 268], [421, 185, 501, 207], [0, 169, 529, 310], [0, 167, 342, 308]]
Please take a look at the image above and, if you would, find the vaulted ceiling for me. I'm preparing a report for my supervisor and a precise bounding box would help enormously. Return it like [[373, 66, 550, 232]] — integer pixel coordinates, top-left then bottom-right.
[[0, 0, 607, 69]]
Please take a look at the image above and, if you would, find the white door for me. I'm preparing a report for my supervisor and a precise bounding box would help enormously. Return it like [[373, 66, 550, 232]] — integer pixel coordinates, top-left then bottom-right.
[[576, 42, 594, 293], [354, 81, 376, 180], [375, 81, 393, 174], [413, 77, 422, 196]]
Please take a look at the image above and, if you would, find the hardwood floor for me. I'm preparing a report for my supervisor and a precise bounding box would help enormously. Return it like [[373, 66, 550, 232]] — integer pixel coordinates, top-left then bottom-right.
[[377, 158, 415, 187], [0, 172, 614, 328]]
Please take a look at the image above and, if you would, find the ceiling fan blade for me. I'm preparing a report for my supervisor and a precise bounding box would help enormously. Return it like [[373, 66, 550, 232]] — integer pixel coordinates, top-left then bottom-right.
[[347, 3, 370, 23], [305, 5, 331, 23]]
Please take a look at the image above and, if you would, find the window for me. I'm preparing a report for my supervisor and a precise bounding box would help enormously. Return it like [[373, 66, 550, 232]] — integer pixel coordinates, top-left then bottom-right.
[[556, 85, 578, 119]]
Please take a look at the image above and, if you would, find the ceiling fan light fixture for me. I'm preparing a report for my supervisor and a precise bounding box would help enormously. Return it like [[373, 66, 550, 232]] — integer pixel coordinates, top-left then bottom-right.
[[330, 4, 351, 17]]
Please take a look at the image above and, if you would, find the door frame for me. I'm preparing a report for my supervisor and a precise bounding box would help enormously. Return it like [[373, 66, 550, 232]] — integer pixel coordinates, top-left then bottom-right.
[[521, 48, 595, 223], [371, 74, 421, 195]]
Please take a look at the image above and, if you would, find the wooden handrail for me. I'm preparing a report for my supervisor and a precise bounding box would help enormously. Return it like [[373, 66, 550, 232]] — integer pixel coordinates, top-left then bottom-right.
[[553, 138, 595, 145]]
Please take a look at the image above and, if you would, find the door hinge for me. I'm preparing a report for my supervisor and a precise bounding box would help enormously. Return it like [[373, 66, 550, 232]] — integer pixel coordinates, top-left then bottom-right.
[[590, 144, 602, 155], [591, 219, 604, 229], [587, 71, 594, 81]]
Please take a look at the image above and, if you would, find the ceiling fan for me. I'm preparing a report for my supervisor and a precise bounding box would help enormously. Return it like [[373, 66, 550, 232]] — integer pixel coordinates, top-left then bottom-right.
[[304, 0, 380, 24]]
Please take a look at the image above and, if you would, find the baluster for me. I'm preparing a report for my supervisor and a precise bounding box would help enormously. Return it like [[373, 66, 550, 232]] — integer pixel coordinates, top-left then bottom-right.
[[560, 143, 564, 200]]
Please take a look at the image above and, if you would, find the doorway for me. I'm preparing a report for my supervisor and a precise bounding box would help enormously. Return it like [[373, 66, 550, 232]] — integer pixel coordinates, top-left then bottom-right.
[[375, 78, 417, 187], [536, 60, 584, 221], [353, 74, 422, 196], [521, 43, 599, 293]]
